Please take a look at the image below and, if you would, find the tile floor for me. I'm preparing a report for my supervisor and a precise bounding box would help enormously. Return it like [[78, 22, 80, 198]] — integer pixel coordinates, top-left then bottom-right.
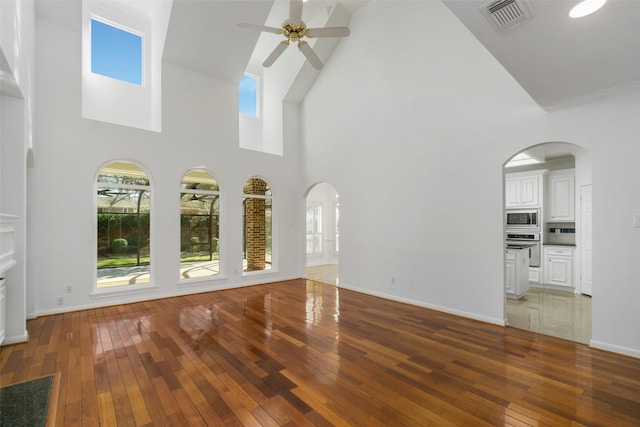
[[506, 287, 592, 344]]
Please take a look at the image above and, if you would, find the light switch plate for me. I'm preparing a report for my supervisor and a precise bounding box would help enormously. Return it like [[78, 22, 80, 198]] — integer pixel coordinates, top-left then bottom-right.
[[634, 213, 640, 227]]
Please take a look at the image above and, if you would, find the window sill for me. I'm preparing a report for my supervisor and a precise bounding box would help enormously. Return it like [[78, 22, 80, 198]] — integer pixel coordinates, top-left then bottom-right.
[[90, 283, 159, 299], [178, 275, 228, 288], [242, 269, 278, 278]]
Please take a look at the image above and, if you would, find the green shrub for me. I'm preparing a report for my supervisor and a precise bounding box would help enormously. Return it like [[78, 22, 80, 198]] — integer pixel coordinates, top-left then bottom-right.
[[112, 238, 128, 253], [190, 236, 200, 253]]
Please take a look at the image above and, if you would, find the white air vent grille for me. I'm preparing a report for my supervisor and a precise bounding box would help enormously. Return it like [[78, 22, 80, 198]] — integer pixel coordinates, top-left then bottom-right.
[[482, 0, 532, 32]]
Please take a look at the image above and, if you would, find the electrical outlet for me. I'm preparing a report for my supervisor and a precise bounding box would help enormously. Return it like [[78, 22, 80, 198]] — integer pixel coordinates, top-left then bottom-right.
[[633, 213, 640, 228], [65, 285, 72, 293], [57, 296, 64, 305]]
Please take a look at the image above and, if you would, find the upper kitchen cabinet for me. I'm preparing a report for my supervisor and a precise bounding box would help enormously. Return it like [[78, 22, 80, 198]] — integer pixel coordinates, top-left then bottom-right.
[[546, 169, 575, 221], [505, 170, 547, 208]]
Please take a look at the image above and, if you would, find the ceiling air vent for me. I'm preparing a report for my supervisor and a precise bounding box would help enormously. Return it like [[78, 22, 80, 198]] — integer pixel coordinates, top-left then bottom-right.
[[482, 0, 533, 32]]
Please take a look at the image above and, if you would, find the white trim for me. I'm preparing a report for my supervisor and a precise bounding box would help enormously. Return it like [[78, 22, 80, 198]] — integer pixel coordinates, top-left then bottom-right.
[[177, 275, 228, 287], [242, 269, 279, 278], [338, 282, 505, 326], [29, 277, 302, 318], [90, 284, 159, 299], [590, 340, 640, 359], [2, 330, 29, 345]]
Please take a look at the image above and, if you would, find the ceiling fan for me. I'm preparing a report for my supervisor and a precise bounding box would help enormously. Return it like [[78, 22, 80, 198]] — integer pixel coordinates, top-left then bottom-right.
[[237, 0, 350, 70]]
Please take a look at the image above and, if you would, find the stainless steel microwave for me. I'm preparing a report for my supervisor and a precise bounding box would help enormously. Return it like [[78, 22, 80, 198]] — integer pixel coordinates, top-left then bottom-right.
[[506, 209, 540, 228]]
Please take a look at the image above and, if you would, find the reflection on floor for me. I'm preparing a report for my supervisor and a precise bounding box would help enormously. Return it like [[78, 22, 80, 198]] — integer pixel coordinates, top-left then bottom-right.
[[305, 264, 339, 286], [506, 287, 592, 344]]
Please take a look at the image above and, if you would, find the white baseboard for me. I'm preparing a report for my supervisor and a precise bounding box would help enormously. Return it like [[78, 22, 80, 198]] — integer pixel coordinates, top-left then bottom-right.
[[590, 340, 640, 359], [338, 283, 505, 326], [2, 330, 29, 345]]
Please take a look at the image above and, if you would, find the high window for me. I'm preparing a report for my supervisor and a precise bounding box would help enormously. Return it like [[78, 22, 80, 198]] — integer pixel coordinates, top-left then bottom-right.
[[91, 18, 143, 85], [243, 178, 272, 272], [82, 1, 163, 132], [180, 170, 220, 281], [96, 161, 151, 288], [239, 74, 258, 117]]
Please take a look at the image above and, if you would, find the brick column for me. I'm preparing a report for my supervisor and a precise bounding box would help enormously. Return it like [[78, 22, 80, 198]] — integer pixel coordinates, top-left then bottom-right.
[[245, 178, 267, 271]]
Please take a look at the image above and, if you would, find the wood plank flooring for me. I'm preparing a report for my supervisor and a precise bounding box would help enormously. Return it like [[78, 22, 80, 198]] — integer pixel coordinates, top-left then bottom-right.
[[2, 279, 640, 426]]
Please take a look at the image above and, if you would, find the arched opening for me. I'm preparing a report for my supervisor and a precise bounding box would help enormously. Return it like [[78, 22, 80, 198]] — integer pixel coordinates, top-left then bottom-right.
[[503, 142, 592, 344], [304, 183, 339, 285]]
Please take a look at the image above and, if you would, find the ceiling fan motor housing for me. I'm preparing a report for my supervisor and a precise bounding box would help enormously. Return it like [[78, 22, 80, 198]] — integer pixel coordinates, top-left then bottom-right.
[[282, 22, 307, 42]]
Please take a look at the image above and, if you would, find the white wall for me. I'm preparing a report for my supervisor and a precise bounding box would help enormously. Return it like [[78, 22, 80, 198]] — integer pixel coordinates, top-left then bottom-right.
[[301, 1, 640, 357], [1, 0, 35, 344], [29, 17, 304, 316]]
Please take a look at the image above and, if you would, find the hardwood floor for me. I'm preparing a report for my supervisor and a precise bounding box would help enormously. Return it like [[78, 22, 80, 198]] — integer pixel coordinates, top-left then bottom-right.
[[305, 264, 338, 286], [2, 279, 640, 426]]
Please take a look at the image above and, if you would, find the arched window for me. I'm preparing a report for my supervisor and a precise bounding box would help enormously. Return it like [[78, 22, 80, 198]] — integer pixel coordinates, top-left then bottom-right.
[[243, 177, 272, 272], [180, 170, 220, 280], [96, 161, 151, 288]]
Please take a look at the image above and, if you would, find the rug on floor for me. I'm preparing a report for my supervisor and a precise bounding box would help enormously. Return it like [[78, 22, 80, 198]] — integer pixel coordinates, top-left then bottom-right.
[[0, 375, 53, 427]]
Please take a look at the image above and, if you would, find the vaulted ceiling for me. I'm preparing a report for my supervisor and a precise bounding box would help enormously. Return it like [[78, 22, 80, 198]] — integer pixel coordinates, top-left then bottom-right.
[[34, 0, 640, 110], [442, 0, 640, 110]]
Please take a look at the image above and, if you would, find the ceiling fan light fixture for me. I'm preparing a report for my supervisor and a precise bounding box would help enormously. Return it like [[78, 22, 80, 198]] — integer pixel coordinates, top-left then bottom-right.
[[569, 0, 607, 18], [238, 0, 349, 69]]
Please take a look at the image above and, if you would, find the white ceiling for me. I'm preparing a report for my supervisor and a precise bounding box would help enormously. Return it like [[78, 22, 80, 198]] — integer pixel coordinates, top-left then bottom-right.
[[162, 0, 274, 84], [34, 0, 640, 109], [442, 0, 640, 110]]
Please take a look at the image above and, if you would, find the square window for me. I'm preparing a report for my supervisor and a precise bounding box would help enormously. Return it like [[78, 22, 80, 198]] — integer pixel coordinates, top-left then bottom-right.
[[91, 19, 143, 85], [239, 74, 257, 117]]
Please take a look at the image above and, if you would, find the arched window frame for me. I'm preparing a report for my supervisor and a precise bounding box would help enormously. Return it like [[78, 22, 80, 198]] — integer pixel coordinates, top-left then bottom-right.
[[92, 160, 157, 297], [179, 168, 222, 284]]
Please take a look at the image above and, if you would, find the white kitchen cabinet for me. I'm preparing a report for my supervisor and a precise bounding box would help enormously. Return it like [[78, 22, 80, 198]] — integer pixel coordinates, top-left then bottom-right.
[[506, 247, 529, 298], [528, 267, 540, 283], [544, 246, 574, 288], [547, 170, 575, 221], [505, 171, 546, 208], [505, 250, 516, 294]]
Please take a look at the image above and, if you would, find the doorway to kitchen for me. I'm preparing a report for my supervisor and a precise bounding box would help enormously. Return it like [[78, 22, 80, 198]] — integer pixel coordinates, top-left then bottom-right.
[[304, 183, 339, 286], [503, 142, 592, 344]]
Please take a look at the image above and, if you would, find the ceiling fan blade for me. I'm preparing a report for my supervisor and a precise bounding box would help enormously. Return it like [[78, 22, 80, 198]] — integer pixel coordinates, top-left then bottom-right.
[[263, 41, 290, 67], [237, 23, 282, 34], [306, 27, 350, 38], [298, 41, 323, 70], [289, 0, 303, 25]]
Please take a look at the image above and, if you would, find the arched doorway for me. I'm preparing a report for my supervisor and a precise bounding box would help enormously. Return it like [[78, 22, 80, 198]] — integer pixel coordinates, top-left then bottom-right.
[[503, 142, 592, 344], [304, 183, 339, 285]]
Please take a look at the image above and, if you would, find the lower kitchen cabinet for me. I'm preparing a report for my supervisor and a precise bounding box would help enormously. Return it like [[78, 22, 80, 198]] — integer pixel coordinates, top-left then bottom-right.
[[543, 246, 573, 288], [506, 247, 529, 298]]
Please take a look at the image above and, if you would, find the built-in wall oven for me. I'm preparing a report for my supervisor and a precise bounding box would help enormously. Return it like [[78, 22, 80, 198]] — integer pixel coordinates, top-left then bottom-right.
[[506, 231, 541, 267], [506, 209, 540, 229]]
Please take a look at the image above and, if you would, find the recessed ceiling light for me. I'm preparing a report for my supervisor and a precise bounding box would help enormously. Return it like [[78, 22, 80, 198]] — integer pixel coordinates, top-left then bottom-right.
[[569, 0, 607, 18]]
